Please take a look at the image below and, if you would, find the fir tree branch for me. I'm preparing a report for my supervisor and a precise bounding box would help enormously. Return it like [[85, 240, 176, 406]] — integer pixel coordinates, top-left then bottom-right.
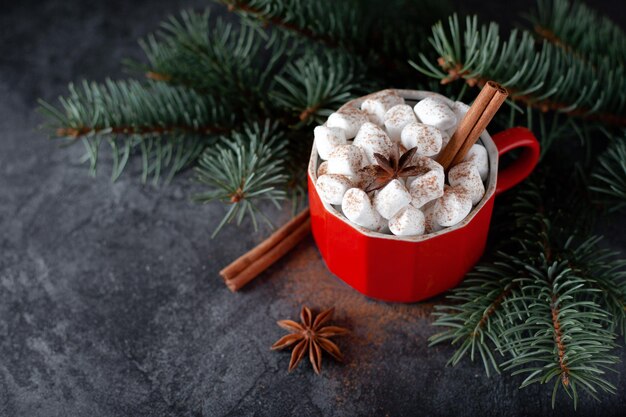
[[474, 284, 516, 336], [550, 294, 570, 387], [218, 0, 450, 82], [590, 137, 626, 211], [39, 79, 232, 182], [431, 179, 625, 407], [40, 79, 231, 139], [194, 121, 288, 237], [54, 123, 228, 139], [527, 0, 626, 65], [133, 9, 289, 113], [502, 267, 618, 409], [271, 50, 368, 125], [567, 236, 626, 338], [216, 0, 358, 50], [411, 15, 626, 127], [145, 71, 172, 82]]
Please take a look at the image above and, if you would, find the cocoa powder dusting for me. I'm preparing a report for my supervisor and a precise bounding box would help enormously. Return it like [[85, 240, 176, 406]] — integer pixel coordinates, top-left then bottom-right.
[[268, 239, 442, 400], [275, 239, 438, 345], [423, 175, 437, 190], [450, 161, 473, 180], [342, 188, 371, 217], [317, 161, 329, 177]]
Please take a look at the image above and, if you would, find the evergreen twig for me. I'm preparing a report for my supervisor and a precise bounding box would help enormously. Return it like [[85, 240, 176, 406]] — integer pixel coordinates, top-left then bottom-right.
[[410, 14, 626, 127], [590, 137, 626, 211], [217, 0, 349, 49], [194, 121, 288, 237], [271, 50, 368, 126], [527, 0, 626, 65], [39, 80, 232, 182], [218, 0, 450, 81], [134, 9, 290, 113], [431, 181, 625, 408]]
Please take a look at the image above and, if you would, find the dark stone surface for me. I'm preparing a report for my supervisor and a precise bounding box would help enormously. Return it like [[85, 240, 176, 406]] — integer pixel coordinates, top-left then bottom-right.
[[0, 1, 624, 416]]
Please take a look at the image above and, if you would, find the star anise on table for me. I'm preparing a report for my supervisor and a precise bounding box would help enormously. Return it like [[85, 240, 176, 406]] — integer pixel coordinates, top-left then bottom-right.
[[360, 146, 426, 193], [271, 306, 349, 375]]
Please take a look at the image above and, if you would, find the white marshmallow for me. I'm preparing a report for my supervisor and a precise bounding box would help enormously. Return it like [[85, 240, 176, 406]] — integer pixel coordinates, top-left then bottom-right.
[[423, 201, 443, 234], [389, 205, 425, 236], [353, 122, 394, 164], [400, 122, 443, 157], [327, 145, 365, 177], [316, 174, 353, 205], [434, 186, 473, 227], [361, 90, 405, 125], [342, 188, 383, 231], [448, 162, 485, 205], [377, 223, 390, 234], [433, 130, 451, 160], [327, 107, 368, 139], [347, 168, 368, 190], [314, 125, 347, 160], [408, 169, 445, 208], [463, 144, 489, 181], [317, 161, 329, 177], [407, 156, 444, 181], [406, 155, 442, 188], [447, 101, 469, 136], [452, 101, 470, 122], [413, 97, 457, 131], [373, 179, 412, 219], [384, 104, 418, 142]]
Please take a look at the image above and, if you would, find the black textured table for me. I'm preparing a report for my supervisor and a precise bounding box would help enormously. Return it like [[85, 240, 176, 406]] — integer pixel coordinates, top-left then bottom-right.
[[1, 1, 625, 416]]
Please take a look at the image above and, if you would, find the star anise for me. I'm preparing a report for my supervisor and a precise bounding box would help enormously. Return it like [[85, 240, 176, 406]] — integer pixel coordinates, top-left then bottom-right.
[[359, 146, 426, 193], [271, 306, 349, 375]]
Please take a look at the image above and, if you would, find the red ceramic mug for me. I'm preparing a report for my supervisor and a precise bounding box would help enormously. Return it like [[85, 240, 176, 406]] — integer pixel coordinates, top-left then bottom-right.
[[307, 89, 540, 302]]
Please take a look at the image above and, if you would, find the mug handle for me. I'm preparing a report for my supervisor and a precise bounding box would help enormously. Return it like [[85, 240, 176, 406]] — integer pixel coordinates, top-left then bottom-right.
[[491, 127, 541, 196]]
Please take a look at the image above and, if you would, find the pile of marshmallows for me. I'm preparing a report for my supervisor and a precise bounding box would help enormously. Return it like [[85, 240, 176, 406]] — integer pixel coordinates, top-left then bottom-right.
[[314, 90, 489, 237]]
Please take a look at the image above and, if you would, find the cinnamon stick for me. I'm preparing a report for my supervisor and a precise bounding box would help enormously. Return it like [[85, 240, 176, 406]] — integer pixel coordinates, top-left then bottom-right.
[[220, 209, 311, 291], [437, 81, 507, 170], [450, 84, 508, 166]]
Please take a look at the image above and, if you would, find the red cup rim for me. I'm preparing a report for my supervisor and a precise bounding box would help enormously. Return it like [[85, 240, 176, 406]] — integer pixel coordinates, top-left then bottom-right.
[[308, 89, 499, 243]]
